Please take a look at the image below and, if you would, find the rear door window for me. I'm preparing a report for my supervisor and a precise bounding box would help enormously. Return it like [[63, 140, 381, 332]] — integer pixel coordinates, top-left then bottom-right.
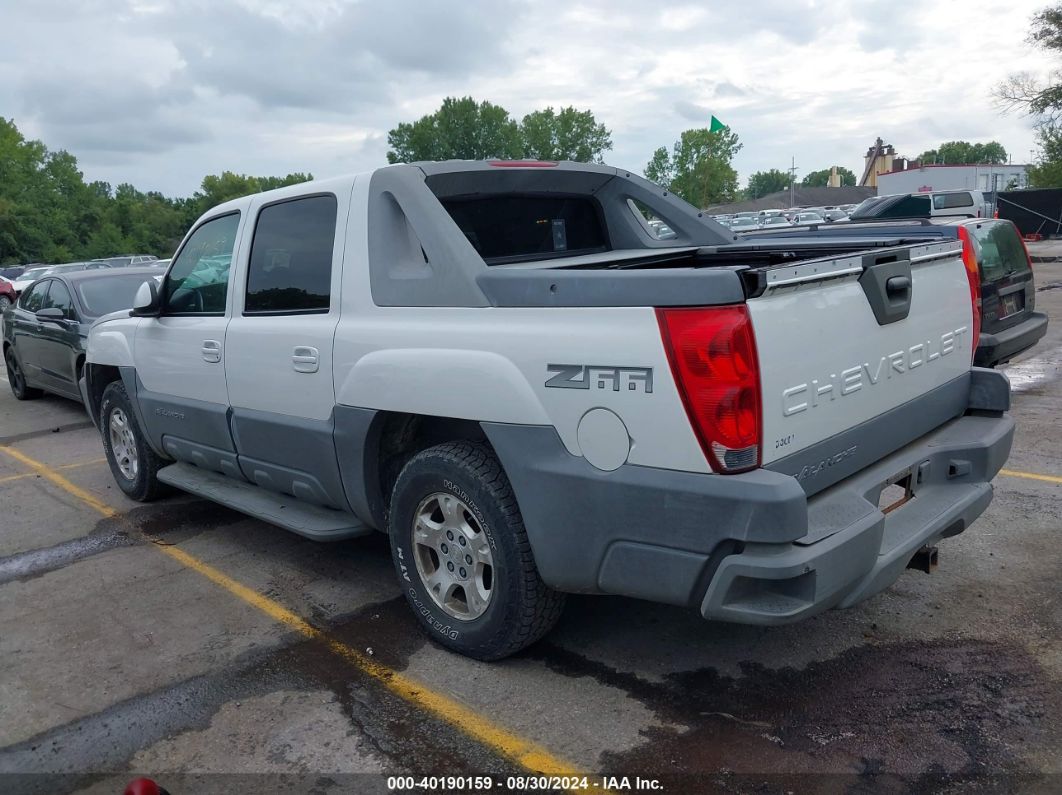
[[969, 221, 1030, 282], [245, 195, 338, 314]]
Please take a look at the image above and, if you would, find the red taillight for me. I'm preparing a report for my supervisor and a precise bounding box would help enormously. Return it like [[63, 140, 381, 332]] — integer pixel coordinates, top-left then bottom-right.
[[1018, 230, 1035, 272], [957, 226, 982, 360], [656, 305, 762, 473]]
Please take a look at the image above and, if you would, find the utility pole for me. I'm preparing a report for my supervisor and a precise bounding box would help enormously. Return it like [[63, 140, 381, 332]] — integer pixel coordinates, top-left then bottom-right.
[[788, 156, 798, 209]]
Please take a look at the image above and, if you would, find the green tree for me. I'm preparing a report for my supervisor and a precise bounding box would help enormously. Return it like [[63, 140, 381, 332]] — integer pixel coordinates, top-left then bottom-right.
[[1028, 122, 1062, 186], [193, 171, 313, 215], [643, 127, 742, 207], [801, 166, 856, 187], [746, 169, 791, 199], [386, 96, 522, 163], [915, 141, 1009, 165], [519, 106, 612, 162], [0, 117, 314, 264], [997, 4, 1062, 121]]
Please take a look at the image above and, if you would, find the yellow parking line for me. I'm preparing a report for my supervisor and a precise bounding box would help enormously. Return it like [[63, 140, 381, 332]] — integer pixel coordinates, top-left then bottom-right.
[[0, 445, 592, 785], [0, 457, 106, 485], [999, 468, 1062, 485]]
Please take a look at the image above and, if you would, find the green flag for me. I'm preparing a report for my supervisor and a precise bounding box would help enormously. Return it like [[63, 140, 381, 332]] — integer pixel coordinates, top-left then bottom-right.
[[709, 115, 728, 133]]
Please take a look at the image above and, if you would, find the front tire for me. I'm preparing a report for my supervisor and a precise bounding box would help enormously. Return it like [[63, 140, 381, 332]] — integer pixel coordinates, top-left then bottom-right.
[[100, 380, 166, 502], [5, 347, 43, 400], [389, 441, 565, 660]]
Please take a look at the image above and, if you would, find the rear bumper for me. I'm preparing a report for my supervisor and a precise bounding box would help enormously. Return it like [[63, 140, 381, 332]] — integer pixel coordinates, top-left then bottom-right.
[[484, 369, 1014, 624], [975, 311, 1048, 367], [699, 411, 1012, 623]]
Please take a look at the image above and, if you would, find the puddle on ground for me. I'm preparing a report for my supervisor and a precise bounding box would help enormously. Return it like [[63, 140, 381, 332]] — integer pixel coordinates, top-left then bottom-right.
[[532, 638, 1059, 791], [1002, 345, 1062, 393]]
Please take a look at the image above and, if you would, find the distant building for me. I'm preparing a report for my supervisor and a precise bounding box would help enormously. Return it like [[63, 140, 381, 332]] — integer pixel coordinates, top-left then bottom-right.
[[876, 163, 1029, 195], [860, 138, 897, 188]]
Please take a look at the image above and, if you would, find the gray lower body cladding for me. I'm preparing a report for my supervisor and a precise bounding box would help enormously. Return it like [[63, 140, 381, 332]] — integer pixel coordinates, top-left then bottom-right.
[[482, 368, 1014, 623]]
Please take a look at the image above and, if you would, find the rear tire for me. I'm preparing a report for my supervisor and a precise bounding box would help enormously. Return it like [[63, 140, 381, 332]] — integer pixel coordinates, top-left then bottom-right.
[[0, 296, 12, 313], [5, 347, 43, 400], [389, 440, 565, 660], [100, 380, 166, 502]]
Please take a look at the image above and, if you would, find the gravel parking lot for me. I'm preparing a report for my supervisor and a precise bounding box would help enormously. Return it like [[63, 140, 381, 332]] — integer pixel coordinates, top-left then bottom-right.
[[2, 261, 1062, 794]]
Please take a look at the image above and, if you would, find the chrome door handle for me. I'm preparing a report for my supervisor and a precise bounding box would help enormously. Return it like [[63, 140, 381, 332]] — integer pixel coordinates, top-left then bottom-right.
[[201, 340, 222, 363], [292, 346, 319, 373]]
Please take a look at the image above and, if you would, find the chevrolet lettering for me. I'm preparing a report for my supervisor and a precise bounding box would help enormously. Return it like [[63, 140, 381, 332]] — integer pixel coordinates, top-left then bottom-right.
[[781, 326, 969, 417]]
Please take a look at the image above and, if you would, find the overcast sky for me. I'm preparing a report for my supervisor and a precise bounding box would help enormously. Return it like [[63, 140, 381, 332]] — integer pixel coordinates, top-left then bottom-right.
[[2, 0, 1056, 197]]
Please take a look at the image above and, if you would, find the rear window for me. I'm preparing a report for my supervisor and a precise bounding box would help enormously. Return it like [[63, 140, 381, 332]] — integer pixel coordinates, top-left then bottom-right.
[[933, 193, 974, 210], [76, 274, 155, 317], [441, 195, 608, 264], [969, 221, 1030, 282]]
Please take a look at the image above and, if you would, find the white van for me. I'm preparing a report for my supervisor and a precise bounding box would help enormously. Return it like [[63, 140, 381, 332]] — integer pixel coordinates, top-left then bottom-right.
[[849, 189, 990, 221]]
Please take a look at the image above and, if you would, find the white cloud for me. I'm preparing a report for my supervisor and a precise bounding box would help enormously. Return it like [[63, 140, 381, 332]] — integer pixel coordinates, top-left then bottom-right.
[[1, 0, 1054, 195]]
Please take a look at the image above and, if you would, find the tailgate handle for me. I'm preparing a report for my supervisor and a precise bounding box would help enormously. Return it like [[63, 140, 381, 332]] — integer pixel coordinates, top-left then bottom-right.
[[886, 275, 911, 294], [859, 257, 913, 326]]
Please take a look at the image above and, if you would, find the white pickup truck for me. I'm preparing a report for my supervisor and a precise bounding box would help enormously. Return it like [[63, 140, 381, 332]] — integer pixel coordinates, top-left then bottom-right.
[[80, 160, 1014, 660]]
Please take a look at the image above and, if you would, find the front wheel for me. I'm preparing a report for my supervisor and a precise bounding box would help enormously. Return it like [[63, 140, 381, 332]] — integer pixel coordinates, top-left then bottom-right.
[[100, 380, 166, 501], [389, 441, 565, 660]]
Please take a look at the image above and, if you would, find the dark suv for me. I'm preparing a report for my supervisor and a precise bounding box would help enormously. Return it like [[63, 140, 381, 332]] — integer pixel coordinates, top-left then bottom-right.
[[956, 219, 1048, 367], [738, 216, 1047, 368]]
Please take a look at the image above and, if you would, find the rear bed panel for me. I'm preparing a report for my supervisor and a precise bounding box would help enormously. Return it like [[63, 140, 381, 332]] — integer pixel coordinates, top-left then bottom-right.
[[749, 241, 973, 469]]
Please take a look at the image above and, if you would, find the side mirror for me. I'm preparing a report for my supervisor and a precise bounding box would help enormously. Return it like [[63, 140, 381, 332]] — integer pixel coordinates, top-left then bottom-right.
[[35, 307, 69, 324], [131, 279, 161, 317]]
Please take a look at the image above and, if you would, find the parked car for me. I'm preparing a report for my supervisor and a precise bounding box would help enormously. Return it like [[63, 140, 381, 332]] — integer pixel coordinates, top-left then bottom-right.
[[90, 255, 159, 269], [0, 276, 16, 313], [729, 216, 760, 231], [42, 262, 94, 277], [0, 266, 28, 280], [792, 211, 826, 225], [821, 209, 849, 222], [148, 258, 171, 269], [81, 160, 1011, 660], [11, 266, 53, 296], [740, 216, 1047, 367], [762, 216, 792, 228], [3, 268, 159, 402]]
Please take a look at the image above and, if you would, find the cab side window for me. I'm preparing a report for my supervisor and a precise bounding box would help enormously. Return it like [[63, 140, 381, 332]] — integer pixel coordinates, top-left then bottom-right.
[[164, 213, 241, 315], [245, 195, 338, 314], [41, 280, 77, 320], [19, 281, 50, 312]]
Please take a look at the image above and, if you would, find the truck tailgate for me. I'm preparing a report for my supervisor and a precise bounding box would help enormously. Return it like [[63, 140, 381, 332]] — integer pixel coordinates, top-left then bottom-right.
[[748, 241, 974, 493]]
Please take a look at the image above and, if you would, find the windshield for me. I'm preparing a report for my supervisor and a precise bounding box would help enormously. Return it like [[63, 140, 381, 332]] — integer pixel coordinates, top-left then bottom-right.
[[75, 274, 155, 318], [19, 267, 50, 281]]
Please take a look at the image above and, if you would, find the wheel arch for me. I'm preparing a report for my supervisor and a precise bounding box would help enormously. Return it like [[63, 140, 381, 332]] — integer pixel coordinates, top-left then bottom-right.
[[335, 407, 497, 532]]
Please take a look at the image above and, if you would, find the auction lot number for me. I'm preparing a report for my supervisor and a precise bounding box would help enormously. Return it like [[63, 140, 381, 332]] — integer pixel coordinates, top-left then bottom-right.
[[387, 775, 593, 791]]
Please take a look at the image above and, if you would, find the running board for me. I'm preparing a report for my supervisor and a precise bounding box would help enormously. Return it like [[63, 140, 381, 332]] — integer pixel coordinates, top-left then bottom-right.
[[157, 462, 371, 541]]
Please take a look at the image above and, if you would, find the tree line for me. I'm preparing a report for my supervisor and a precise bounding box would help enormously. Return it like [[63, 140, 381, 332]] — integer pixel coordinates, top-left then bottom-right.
[[0, 118, 311, 265], [4, 77, 1052, 265]]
